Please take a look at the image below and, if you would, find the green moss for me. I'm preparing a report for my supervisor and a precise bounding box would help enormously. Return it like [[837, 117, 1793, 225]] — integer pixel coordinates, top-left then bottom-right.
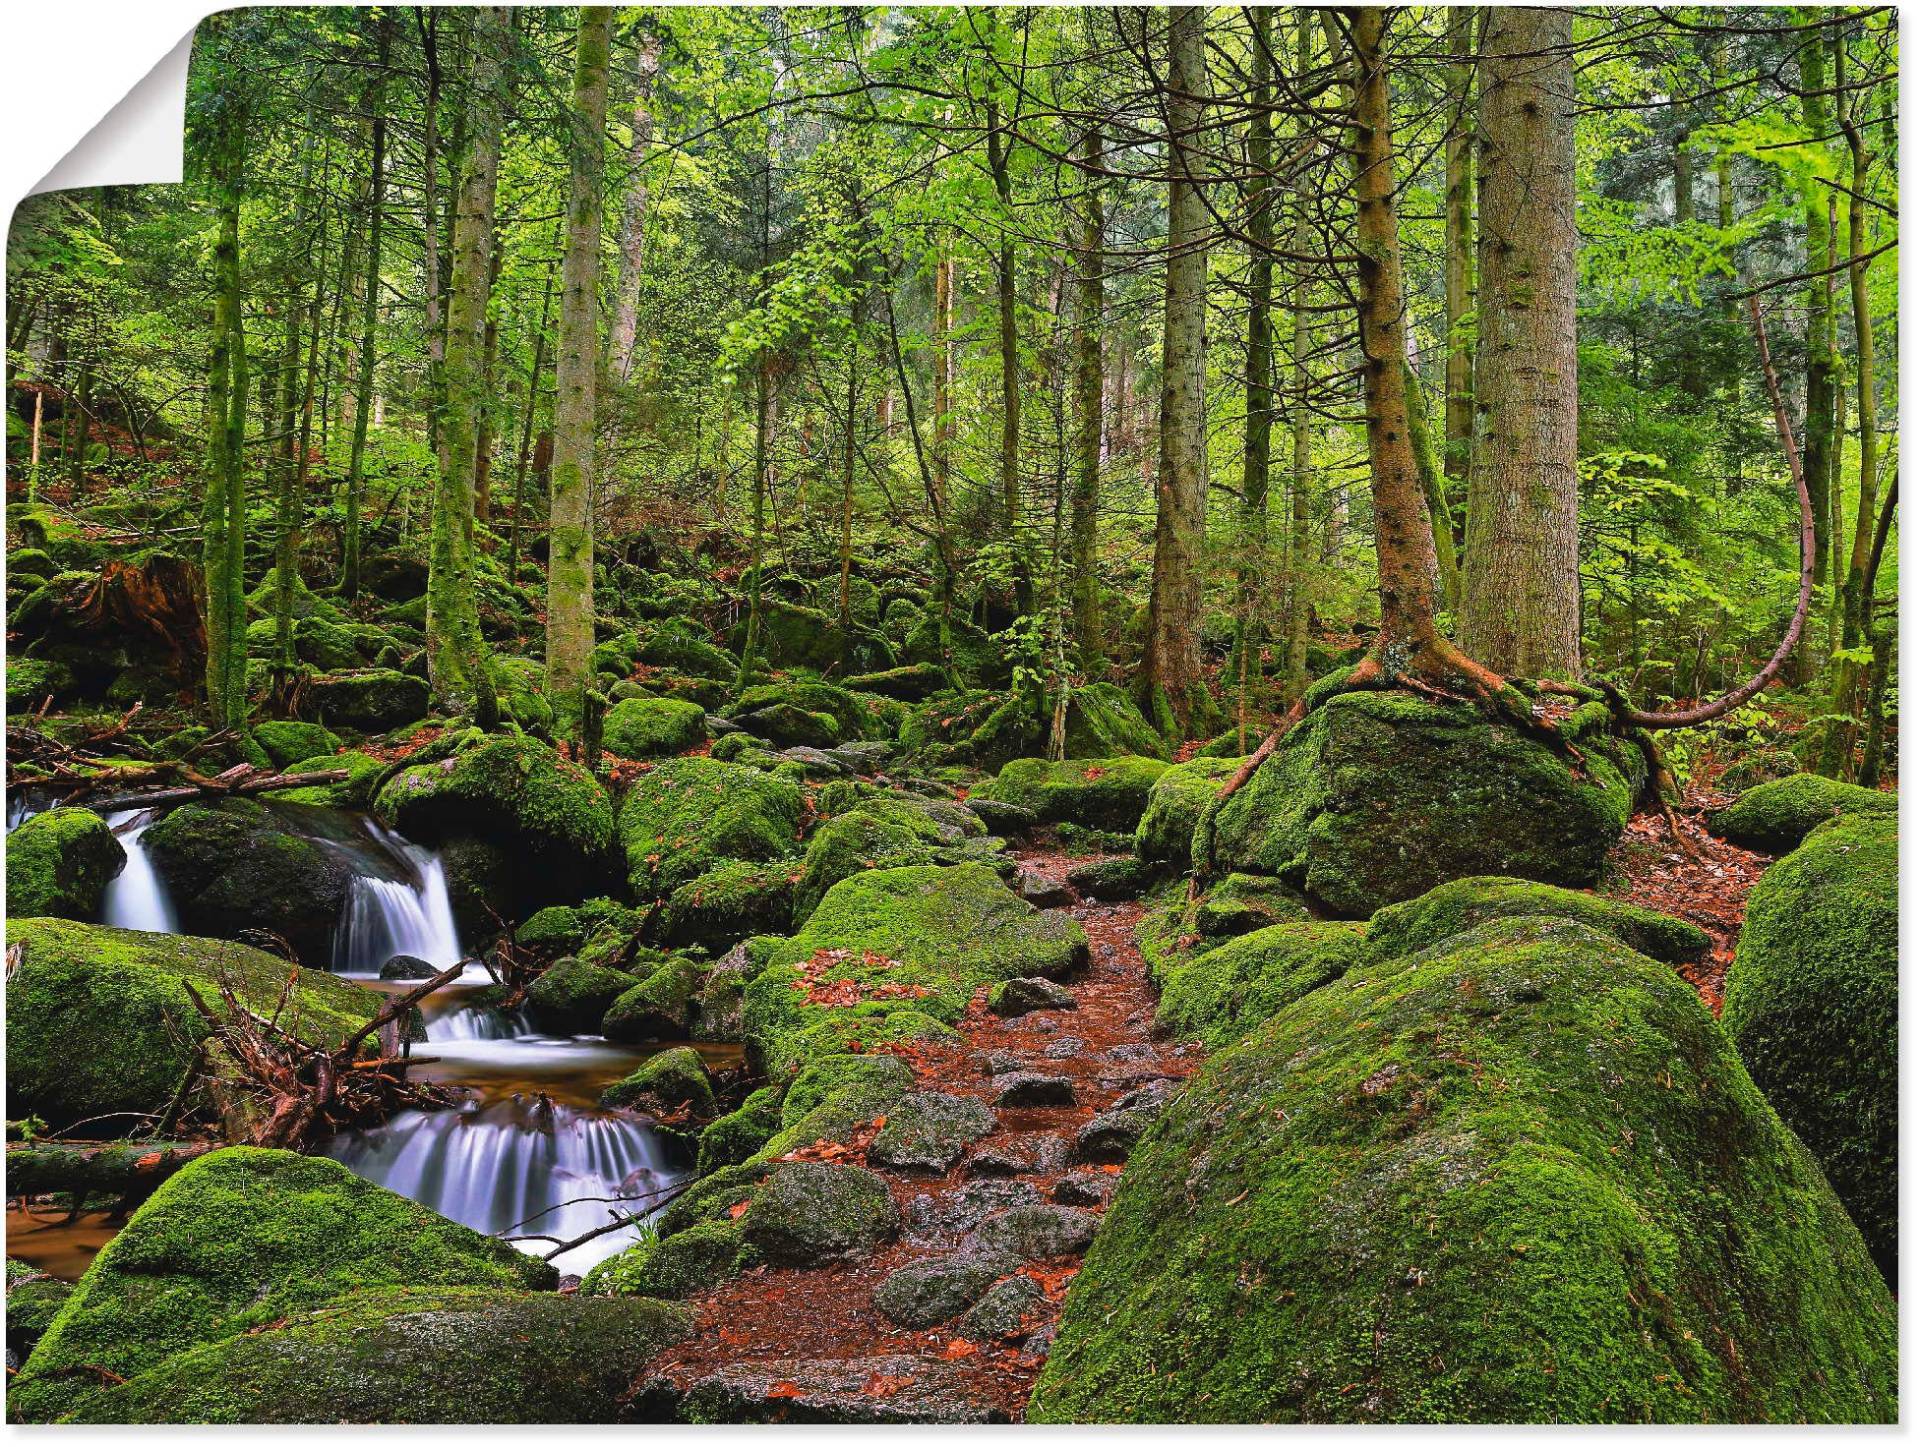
[[250, 720, 342, 769], [523, 957, 642, 1033], [602, 1045, 717, 1116], [6, 806, 125, 920], [740, 863, 1086, 1078], [1030, 918, 1897, 1424], [973, 756, 1171, 832], [1191, 872, 1310, 939], [1156, 920, 1366, 1048], [583, 1221, 751, 1301], [733, 679, 892, 743], [376, 732, 615, 885], [602, 958, 704, 1042], [64, 1287, 692, 1425], [1210, 690, 1643, 917], [696, 1085, 787, 1174], [1707, 774, 1896, 854], [7, 655, 76, 711], [264, 751, 383, 808], [1722, 811, 1897, 1283], [739, 1161, 898, 1265], [604, 696, 708, 759], [843, 663, 946, 701], [752, 1053, 915, 1163], [11, 1149, 554, 1423], [661, 859, 798, 948], [637, 625, 740, 681], [488, 655, 556, 734], [1063, 681, 1170, 759], [790, 807, 941, 924], [7, 1276, 73, 1360], [7, 547, 58, 582], [6, 918, 377, 1130], [732, 598, 848, 672], [1134, 755, 1241, 868], [617, 755, 802, 897], [303, 668, 430, 732], [514, 897, 644, 954], [1367, 876, 1710, 964]]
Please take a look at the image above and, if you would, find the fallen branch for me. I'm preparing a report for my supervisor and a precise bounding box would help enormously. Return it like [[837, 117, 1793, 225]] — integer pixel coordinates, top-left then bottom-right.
[[82, 766, 350, 814], [6, 1138, 216, 1201]]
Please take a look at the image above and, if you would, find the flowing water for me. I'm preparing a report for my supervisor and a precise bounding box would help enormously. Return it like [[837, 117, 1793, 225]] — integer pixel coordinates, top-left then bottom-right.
[[8, 796, 693, 1279]]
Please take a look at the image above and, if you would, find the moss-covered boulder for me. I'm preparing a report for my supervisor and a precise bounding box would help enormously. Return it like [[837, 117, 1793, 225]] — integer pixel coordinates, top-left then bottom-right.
[[843, 663, 946, 701], [1191, 873, 1309, 940], [523, 956, 642, 1034], [1367, 876, 1710, 964], [264, 750, 384, 809], [740, 1161, 899, 1266], [637, 624, 740, 681], [303, 668, 429, 731], [142, 798, 360, 962], [6, 918, 378, 1131], [660, 859, 798, 949], [514, 897, 644, 954], [869, 1091, 997, 1174], [731, 598, 846, 672], [1707, 773, 1896, 854], [696, 1085, 787, 1174], [1209, 690, 1643, 917], [604, 696, 708, 759], [965, 683, 1167, 770], [6, 806, 125, 920], [10, 1148, 553, 1423], [1722, 811, 1897, 1283], [790, 805, 944, 924], [248, 719, 342, 770], [741, 864, 1087, 1077], [487, 655, 557, 734], [602, 1045, 717, 1117], [1134, 755, 1240, 867], [61, 1287, 693, 1425], [601, 957, 704, 1042], [6, 654, 77, 711], [583, 1220, 753, 1301], [973, 756, 1170, 833], [753, 1053, 915, 1162], [6, 1266, 73, 1362], [376, 733, 615, 908], [618, 755, 802, 897], [1155, 920, 1366, 1048], [1029, 917, 1897, 1423]]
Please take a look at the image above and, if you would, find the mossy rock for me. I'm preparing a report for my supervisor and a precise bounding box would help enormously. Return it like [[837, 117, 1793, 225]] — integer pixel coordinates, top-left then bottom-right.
[[6, 918, 378, 1131], [973, 756, 1171, 833], [1209, 689, 1643, 918], [523, 956, 642, 1034], [752, 1054, 915, 1164], [696, 1085, 787, 1174], [602, 957, 704, 1042], [250, 719, 342, 770], [1062, 682, 1170, 760], [843, 663, 946, 701], [900, 611, 1005, 689], [1367, 876, 1710, 965], [303, 668, 429, 732], [514, 897, 644, 955], [1156, 920, 1367, 1048], [869, 1091, 997, 1174], [604, 696, 708, 759], [376, 732, 615, 907], [143, 797, 361, 963], [602, 1045, 717, 1118], [1191, 872, 1310, 940], [790, 806, 944, 924], [7, 546, 58, 582], [488, 655, 556, 734], [10, 1149, 553, 1423], [740, 1161, 898, 1266], [1706, 774, 1896, 854], [731, 598, 846, 672], [1717, 748, 1801, 793], [62, 1287, 693, 1425], [7, 655, 77, 711], [245, 615, 363, 672], [660, 859, 798, 950], [742, 864, 1086, 1078], [1134, 755, 1242, 867], [264, 750, 384, 809], [1028, 917, 1897, 1423], [6, 806, 125, 920], [636, 626, 740, 681], [584, 1220, 752, 1301], [6, 1272, 73, 1361], [1723, 811, 1897, 1284], [617, 755, 802, 898], [245, 568, 341, 622], [734, 679, 887, 741], [733, 701, 841, 749]]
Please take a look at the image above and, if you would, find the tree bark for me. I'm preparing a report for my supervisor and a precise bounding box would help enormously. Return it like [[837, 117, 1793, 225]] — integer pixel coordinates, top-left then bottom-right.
[[341, 11, 390, 600], [1796, 31, 1837, 634], [1234, 6, 1274, 702], [507, 254, 557, 584], [987, 97, 1027, 615], [426, 4, 507, 729], [1137, 5, 1212, 737], [608, 15, 665, 383], [547, 6, 613, 741], [1070, 123, 1105, 673], [1459, 5, 1582, 680], [1441, 4, 1474, 509], [202, 49, 249, 732]]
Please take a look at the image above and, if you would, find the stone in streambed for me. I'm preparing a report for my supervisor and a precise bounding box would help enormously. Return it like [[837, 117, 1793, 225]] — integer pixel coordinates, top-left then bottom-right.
[[5, 806, 125, 921], [873, 1249, 1017, 1329], [960, 1274, 1045, 1343], [651, 1353, 1007, 1425], [868, 1091, 996, 1174], [994, 1072, 1077, 1108], [988, 976, 1078, 1017], [1073, 1079, 1179, 1165], [377, 953, 437, 981], [740, 1161, 898, 1266], [601, 1045, 716, 1119]]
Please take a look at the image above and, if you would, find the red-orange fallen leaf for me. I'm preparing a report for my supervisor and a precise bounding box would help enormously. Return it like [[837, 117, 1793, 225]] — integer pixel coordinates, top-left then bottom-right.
[[863, 1372, 914, 1397], [727, 1199, 751, 1220], [766, 1381, 805, 1400], [941, 1339, 979, 1359]]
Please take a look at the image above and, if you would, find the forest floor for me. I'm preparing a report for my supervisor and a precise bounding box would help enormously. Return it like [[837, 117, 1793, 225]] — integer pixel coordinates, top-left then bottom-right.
[[626, 840, 1201, 1423]]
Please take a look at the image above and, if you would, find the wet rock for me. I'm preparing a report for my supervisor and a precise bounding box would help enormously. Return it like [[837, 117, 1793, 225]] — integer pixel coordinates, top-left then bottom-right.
[[741, 1161, 899, 1266], [303, 668, 429, 732], [778, 745, 853, 778], [993, 1072, 1078, 1108], [964, 798, 1037, 836], [1073, 1080, 1178, 1165], [651, 1355, 1009, 1424], [736, 702, 841, 750], [1052, 1172, 1116, 1208], [5, 807, 125, 921], [828, 740, 896, 773], [1043, 1037, 1085, 1059], [960, 1273, 1045, 1342], [964, 1147, 1031, 1179], [1016, 871, 1075, 909], [965, 1204, 1097, 1262], [873, 1250, 1016, 1328], [523, 956, 641, 1034], [600, 1046, 716, 1119], [904, 1180, 1042, 1242], [377, 954, 437, 981], [869, 1091, 997, 1175], [989, 976, 1078, 1018], [1064, 855, 1154, 901], [978, 1050, 1027, 1076]]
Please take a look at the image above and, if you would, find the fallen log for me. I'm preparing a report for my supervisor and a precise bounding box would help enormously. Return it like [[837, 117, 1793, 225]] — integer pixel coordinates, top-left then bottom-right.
[[82, 766, 350, 814], [5, 1139, 216, 1201]]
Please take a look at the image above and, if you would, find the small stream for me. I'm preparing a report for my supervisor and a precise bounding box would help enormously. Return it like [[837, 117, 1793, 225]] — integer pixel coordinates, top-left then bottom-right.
[[7, 794, 693, 1278]]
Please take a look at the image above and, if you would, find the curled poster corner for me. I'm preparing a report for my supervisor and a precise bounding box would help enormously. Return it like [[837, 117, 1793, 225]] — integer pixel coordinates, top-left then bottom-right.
[[31, 27, 196, 198]]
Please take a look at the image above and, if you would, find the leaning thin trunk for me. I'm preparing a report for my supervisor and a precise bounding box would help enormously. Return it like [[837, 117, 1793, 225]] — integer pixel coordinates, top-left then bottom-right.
[[1441, 5, 1474, 510], [341, 10, 390, 599], [202, 60, 249, 732], [1070, 123, 1105, 673], [608, 19, 664, 383], [1235, 6, 1274, 704]]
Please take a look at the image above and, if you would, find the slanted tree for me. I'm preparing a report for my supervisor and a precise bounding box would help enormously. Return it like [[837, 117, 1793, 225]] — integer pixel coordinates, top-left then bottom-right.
[[340, 9, 390, 600], [547, 5, 614, 742], [1069, 121, 1104, 673]]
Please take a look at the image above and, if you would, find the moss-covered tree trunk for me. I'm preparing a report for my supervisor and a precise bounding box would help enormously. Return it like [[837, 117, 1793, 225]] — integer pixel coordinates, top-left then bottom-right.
[[507, 255, 556, 584], [1233, 6, 1274, 717], [1441, 5, 1474, 510], [608, 15, 664, 384], [426, 3, 506, 729], [1137, 5, 1211, 738], [1796, 27, 1837, 669], [987, 97, 1028, 618], [1070, 123, 1105, 674], [202, 71, 249, 732], [547, 6, 614, 742], [340, 11, 389, 600], [1459, 4, 1582, 681]]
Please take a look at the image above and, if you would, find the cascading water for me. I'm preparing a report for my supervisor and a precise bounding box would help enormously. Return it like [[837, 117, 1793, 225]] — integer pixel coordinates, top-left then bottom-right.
[[99, 809, 180, 934], [331, 818, 467, 978]]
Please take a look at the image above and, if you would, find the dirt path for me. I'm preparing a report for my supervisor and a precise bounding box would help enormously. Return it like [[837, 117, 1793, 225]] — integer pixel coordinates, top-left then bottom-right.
[[629, 842, 1198, 1423]]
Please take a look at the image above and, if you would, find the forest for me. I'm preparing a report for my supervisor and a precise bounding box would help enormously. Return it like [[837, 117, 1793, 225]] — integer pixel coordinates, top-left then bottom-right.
[[1, 2, 1901, 1426]]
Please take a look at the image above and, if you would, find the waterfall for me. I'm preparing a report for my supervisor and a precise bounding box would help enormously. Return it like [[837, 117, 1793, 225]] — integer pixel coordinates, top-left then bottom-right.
[[99, 810, 180, 934], [428, 1003, 534, 1042], [331, 819, 466, 977], [324, 1098, 682, 1275]]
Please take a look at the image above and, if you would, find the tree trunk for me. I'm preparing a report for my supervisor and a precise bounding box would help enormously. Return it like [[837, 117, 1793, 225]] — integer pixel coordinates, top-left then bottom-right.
[[608, 16, 665, 383], [1441, 5, 1474, 509], [547, 6, 613, 742], [340, 11, 390, 600], [1136, 5, 1212, 738], [507, 254, 557, 584], [474, 239, 504, 525], [418, 7, 446, 465], [426, 4, 506, 729], [202, 58, 249, 732], [1459, 5, 1582, 680], [1234, 6, 1274, 703], [1797, 34, 1837, 648], [987, 98, 1027, 615], [1070, 123, 1105, 673]]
